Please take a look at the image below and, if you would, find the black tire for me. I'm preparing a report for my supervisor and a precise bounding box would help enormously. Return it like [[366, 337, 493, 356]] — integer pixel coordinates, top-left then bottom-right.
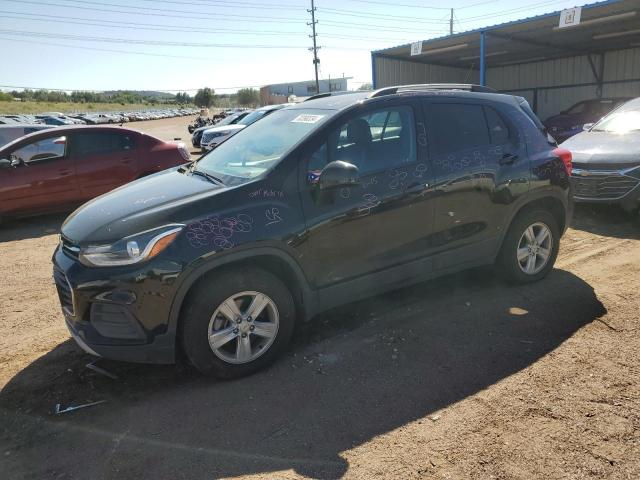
[[180, 267, 295, 379], [497, 208, 560, 284]]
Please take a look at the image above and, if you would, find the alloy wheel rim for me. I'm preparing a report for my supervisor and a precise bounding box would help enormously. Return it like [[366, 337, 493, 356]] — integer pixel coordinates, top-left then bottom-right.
[[208, 291, 280, 364], [517, 222, 553, 275]]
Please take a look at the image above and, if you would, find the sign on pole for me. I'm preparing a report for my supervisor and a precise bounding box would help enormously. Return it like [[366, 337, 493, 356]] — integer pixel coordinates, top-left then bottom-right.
[[559, 7, 582, 28], [410, 41, 423, 56]]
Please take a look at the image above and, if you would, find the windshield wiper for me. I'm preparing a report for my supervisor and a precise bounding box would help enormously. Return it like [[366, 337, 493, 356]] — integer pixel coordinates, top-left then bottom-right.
[[190, 168, 225, 186]]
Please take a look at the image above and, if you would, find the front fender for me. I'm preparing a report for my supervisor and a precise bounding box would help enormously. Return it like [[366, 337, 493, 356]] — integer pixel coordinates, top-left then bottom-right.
[[166, 244, 318, 341]]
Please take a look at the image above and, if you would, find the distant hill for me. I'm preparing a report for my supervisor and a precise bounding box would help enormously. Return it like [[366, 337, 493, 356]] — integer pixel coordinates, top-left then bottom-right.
[[103, 90, 175, 100]]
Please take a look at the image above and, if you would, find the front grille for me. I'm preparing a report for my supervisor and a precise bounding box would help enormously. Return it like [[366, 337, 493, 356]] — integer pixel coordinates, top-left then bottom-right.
[[571, 174, 639, 200], [53, 268, 75, 316]]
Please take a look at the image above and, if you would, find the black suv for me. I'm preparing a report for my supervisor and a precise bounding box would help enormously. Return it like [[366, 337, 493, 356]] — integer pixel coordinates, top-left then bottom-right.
[[53, 85, 573, 378]]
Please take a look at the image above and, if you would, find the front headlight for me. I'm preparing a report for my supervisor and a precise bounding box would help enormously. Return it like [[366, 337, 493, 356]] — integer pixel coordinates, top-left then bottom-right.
[[79, 224, 184, 267]]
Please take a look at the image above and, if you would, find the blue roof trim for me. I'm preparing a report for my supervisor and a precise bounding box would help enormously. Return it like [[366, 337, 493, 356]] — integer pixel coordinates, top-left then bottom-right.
[[371, 0, 625, 55]]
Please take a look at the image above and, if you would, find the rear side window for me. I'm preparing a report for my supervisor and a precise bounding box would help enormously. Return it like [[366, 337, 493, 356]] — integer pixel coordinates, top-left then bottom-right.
[[72, 132, 135, 156], [484, 107, 510, 144], [426, 103, 489, 155]]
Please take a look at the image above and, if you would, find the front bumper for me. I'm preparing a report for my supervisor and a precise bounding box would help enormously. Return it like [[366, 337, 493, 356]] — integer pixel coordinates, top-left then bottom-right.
[[52, 245, 182, 364]]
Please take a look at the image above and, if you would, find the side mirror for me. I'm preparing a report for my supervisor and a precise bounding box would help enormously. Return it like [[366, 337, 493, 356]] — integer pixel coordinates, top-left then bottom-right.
[[583, 123, 594, 131], [0, 159, 11, 169], [318, 160, 359, 190]]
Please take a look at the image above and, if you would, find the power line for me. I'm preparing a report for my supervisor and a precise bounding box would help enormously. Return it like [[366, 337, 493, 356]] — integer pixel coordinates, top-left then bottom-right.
[[5, 0, 447, 32], [0, 11, 431, 41], [319, 7, 449, 23], [320, 19, 444, 32], [0, 30, 375, 52], [34, 0, 307, 21], [0, 36, 209, 59], [135, 0, 298, 10], [0, 29, 308, 48], [0, 11, 306, 36], [337, 0, 449, 9], [4, 0, 304, 23], [458, 0, 568, 23], [455, 0, 501, 10]]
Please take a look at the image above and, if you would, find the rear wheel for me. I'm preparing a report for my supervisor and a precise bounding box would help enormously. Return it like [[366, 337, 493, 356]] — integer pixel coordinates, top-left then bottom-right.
[[497, 209, 560, 284], [180, 267, 295, 378]]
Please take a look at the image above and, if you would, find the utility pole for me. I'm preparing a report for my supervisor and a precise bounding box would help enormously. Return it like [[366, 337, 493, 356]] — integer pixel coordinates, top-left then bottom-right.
[[449, 8, 454, 35], [308, 0, 320, 94]]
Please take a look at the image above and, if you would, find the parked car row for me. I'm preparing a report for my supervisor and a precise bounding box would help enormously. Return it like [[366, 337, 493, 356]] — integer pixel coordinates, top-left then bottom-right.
[[0, 108, 198, 128], [192, 105, 292, 152]]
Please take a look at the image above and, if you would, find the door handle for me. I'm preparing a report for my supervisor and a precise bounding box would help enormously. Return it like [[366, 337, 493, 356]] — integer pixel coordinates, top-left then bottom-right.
[[499, 153, 518, 165], [406, 182, 429, 193], [59, 169, 72, 176]]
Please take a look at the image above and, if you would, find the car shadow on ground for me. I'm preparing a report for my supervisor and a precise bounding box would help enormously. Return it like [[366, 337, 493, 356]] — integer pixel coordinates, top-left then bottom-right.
[[0, 212, 68, 243], [571, 204, 640, 239], [1, 268, 605, 479]]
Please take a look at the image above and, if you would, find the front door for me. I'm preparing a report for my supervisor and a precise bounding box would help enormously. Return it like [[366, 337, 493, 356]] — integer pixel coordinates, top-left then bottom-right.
[[299, 100, 435, 293], [0, 134, 80, 217]]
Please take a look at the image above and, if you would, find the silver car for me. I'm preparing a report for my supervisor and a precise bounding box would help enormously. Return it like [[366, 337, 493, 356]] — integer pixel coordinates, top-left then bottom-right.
[[562, 97, 640, 213]]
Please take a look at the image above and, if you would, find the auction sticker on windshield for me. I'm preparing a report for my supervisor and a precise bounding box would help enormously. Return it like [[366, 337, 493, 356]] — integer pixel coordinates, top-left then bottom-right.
[[291, 114, 325, 124]]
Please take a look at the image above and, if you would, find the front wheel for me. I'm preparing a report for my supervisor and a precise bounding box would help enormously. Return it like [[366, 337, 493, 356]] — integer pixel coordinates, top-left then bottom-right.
[[497, 209, 560, 284], [180, 267, 295, 378]]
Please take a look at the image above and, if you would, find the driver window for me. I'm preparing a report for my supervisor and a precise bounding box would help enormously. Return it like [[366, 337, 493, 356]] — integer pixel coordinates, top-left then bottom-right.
[[11, 137, 66, 164], [307, 106, 417, 183]]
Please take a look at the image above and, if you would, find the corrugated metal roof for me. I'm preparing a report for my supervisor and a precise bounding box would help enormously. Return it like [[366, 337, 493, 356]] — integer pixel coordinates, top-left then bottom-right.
[[372, 0, 640, 69]]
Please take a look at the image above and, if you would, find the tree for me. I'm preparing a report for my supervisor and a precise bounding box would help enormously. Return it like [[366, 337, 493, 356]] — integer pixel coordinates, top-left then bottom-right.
[[175, 92, 192, 104], [357, 83, 373, 90], [194, 87, 215, 107], [236, 88, 260, 106]]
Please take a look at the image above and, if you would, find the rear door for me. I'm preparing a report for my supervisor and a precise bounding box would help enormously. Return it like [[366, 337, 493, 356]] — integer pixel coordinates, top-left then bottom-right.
[[421, 98, 528, 269], [0, 134, 80, 216], [69, 130, 139, 199]]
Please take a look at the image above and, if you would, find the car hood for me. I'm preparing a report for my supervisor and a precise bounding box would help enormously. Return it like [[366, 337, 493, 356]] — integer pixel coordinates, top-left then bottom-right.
[[561, 131, 640, 166], [62, 168, 232, 244]]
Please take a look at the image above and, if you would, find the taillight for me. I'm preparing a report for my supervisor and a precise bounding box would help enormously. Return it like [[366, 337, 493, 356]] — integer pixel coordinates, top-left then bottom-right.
[[553, 147, 572, 176]]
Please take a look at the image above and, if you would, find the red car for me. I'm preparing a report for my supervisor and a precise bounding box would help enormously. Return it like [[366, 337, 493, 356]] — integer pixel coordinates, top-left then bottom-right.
[[0, 126, 191, 221]]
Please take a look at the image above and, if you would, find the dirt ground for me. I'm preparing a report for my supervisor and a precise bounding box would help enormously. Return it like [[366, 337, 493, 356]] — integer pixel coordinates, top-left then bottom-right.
[[1, 116, 639, 479]]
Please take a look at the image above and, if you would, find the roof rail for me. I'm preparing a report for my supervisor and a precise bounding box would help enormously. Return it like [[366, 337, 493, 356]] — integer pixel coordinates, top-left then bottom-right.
[[304, 91, 363, 102], [369, 83, 496, 98]]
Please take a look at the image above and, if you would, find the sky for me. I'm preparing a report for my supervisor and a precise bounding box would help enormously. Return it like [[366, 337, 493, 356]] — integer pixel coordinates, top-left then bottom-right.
[[0, 0, 589, 94]]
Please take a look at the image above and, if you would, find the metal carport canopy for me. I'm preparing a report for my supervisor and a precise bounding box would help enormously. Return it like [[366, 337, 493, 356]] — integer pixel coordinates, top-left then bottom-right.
[[371, 0, 640, 88]]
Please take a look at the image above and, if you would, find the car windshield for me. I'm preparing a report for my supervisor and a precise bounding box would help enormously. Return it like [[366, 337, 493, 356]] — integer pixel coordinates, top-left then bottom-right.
[[216, 114, 241, 126], [195, 108, 330, 183], [592, 109, 640, 133], [237, 108, 276, 126]]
